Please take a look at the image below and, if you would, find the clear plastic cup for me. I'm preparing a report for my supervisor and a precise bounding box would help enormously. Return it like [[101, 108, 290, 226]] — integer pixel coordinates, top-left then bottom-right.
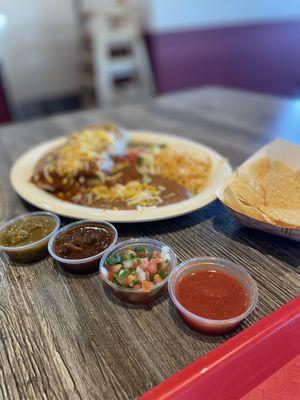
[[100, 238, 177, 303], [48, 220, 118, 274], [0, 211, 60, 263], [168, 257, 258, 335]]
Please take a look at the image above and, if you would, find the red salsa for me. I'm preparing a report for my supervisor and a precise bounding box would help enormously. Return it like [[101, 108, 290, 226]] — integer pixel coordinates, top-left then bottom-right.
[[176, 269, 249, 320]]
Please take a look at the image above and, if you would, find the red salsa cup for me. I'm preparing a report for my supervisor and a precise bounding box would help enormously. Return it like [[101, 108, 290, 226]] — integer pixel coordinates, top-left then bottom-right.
[[168, 257, 258, 335]]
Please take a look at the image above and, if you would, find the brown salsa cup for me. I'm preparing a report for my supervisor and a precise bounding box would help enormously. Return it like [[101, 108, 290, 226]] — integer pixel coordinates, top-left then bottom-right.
[[48, 220, 118, 274]]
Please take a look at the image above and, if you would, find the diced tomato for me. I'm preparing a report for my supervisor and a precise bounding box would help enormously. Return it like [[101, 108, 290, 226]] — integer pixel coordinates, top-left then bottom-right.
[[108, 271, 114, 281], [137, 146, 146, 154], [127, 152, 137, 165], [141, 280, 152, 292], [148, 260, 158, 275], [141, 258, 149, 271], [127, 275, 136, 286], [154, 257, 163, 266], [154, 274, 162, 284], [111, 264, 122, 273], [133, 284, 141, 289]]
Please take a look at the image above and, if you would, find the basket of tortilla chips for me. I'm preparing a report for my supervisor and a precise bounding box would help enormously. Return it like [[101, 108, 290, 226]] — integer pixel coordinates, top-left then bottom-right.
[[216, 139, 300, 241]]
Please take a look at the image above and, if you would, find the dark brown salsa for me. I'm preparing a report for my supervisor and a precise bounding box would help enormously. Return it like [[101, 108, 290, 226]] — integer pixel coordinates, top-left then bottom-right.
[[53, 223, 114, 260]]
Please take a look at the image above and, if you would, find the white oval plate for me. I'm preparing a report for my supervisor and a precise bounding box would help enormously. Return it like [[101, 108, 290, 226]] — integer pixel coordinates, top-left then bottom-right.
[[10, 131, 232, 223]]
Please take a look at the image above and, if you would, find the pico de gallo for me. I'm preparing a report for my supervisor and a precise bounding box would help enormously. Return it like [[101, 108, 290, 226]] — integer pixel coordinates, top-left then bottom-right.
[[105, 245, 171, 292]]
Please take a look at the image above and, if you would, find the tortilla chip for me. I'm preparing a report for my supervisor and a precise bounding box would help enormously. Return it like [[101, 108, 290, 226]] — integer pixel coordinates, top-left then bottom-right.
[[223, 156, 300, 228], [223, 184, 272, 222], [271, 160, 294, 175], [262, 170, 300, 210], [259, 206, 300, 228], [229, 174, 264, 207], [247, 157, 271, 179]]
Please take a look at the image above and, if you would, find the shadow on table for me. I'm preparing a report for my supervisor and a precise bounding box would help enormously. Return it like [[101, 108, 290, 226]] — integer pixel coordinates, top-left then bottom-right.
[[1, 253, 44, 268], [115, 201, 217, 238], [102, 281, 169, 311], [213, 203, 300, 269], [167, 299, 242, 344], [53, 263, 99, 280]]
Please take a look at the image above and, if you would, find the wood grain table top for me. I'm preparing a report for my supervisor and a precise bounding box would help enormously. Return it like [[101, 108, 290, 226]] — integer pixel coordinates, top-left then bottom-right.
[[0, 86, 299, 400]]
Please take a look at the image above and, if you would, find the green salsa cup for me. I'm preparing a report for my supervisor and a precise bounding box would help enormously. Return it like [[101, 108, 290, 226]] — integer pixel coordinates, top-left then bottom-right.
[[0, 212, 60, 263]]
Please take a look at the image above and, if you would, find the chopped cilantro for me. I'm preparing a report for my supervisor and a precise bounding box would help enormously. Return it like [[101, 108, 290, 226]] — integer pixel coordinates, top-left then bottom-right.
[[134, 246, 146, 253], [119, 270, 130, 280], [135, 247, 149, 257], [123, 252, 135, 261], [159, 269, 169, 280], [137, 156, 144, 166], [106, 253, 122, 265], [128, 268, 136, 275]]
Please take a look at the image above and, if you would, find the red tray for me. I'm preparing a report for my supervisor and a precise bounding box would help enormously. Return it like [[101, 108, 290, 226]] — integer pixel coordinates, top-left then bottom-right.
[[139, 296, 300, 400]]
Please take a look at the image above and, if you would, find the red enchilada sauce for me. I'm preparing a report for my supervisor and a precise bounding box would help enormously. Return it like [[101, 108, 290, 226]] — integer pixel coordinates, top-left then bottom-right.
[[176, 269, 248, 320]]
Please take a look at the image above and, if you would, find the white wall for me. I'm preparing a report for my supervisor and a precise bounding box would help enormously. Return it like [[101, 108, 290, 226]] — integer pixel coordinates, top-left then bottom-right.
[[0, 0, 150, 106], [82, 0, 152, 28], [149, 0, 300, 32], [1, 0, 299, 107], [0, 0, 80, 104]]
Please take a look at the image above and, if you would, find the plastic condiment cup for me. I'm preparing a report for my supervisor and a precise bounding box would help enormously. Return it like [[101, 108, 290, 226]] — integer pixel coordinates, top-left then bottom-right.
[[48, 220, 118, 274], [0, 211, 61, 263], [100, 238, 177, 303], [168, 257, 258, 335]]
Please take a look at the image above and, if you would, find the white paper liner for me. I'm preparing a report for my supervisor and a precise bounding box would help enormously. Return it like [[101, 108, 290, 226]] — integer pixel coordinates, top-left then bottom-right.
[[216, 139, 300, 241]]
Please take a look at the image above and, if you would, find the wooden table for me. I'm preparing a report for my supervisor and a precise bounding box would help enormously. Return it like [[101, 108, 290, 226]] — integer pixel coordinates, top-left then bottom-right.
[[0, 87, 299, 400]]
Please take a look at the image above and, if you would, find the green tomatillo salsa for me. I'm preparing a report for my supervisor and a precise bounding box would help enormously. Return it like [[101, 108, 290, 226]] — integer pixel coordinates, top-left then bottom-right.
[[0, 215, 57, 247]]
